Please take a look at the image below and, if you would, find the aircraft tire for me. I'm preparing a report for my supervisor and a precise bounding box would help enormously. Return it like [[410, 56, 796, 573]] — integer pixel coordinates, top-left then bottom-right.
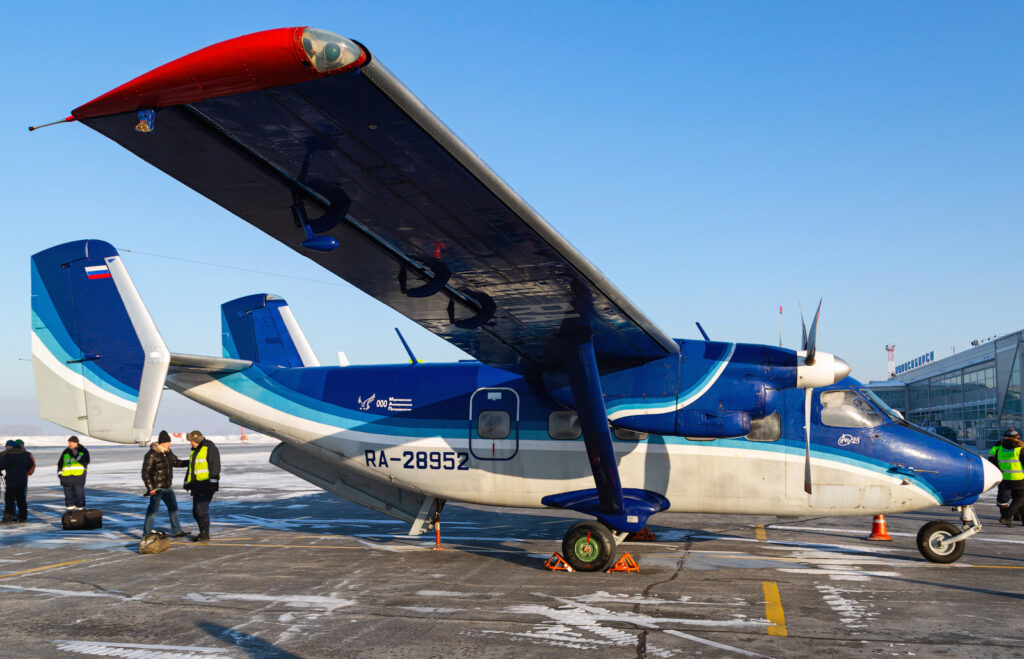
[[562, 521, 616, 572], [916, 520, 965, 564]]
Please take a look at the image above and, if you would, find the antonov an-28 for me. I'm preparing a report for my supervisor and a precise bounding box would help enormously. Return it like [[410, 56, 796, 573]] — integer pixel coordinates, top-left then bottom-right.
[[30, 26, 1000, 570]]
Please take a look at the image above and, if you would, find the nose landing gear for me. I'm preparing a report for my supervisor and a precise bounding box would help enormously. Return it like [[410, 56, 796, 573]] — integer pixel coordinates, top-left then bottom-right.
[[916, 505, 980, 564]]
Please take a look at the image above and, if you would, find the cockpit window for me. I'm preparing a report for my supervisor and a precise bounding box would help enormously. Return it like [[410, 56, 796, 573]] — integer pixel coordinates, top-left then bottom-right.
[[859, 388, 902, 422], [820, 390, 884, 428]]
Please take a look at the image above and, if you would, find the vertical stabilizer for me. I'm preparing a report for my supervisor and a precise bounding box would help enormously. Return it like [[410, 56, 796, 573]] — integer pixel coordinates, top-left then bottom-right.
[[31, 240, 169, 444], [221, 294, 319, 367]]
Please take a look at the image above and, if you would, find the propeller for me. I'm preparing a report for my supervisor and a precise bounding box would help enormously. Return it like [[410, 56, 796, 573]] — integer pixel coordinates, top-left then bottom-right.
[[804, 387, 813, 494], [799, 299, 824, 495]]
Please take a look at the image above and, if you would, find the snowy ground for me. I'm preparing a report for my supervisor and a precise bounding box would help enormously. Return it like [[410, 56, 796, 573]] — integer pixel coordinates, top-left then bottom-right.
[[0, 443, 1022, 657]]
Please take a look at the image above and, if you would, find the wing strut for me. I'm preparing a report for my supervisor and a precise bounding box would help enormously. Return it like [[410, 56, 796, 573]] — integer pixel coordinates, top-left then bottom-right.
[[540, 333, 669, 532]]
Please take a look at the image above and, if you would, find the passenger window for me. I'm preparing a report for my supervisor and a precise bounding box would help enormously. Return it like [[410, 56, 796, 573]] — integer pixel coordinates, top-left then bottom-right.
[[548, 411, 581, 440], [477, 410, 510, 439], [820, 391, 883, 428], [747, 412, 781, 441], [613, 426, 649, 441]]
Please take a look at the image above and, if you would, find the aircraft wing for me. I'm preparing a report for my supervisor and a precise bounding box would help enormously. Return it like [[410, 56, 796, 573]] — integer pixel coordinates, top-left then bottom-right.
[[70, 27, 678, 375]]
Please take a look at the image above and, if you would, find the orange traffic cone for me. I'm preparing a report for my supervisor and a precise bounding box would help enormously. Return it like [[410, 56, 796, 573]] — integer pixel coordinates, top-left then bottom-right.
[[606, 553, 640, 573], [544, 552, 574, 572], [867, 514, 893, 541]]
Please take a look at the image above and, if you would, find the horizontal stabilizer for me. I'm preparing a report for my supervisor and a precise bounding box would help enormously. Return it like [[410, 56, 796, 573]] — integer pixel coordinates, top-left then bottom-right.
[[31, 240, 169, 444], [169, 353, 252, 375]]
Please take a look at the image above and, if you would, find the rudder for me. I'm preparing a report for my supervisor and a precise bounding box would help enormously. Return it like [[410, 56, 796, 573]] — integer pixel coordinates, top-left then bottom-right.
[[221, 294, 319, 367], [31, 240, 169, 444]]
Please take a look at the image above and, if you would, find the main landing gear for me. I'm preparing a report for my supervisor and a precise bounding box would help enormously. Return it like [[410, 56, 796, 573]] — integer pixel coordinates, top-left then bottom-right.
[[916, 505, 981, 564], [562, 520, 621, 572]]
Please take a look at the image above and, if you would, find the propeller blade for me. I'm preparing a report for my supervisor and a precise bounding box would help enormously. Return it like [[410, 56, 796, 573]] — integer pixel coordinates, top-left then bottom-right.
[[804, 387, 813, 495], [799, 302, 808, 351], [805, 299, 822, 366]]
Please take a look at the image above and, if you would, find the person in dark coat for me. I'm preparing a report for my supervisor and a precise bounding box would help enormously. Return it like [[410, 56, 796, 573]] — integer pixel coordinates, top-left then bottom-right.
[[183, 430, 220, 543], [57, 436, 90, 511], [141, 431, 187, 537], [1, 439, 36, 523]]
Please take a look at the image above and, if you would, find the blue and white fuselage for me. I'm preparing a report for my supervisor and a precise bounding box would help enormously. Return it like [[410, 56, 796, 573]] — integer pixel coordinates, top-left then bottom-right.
[[170, 352, 992, 517]]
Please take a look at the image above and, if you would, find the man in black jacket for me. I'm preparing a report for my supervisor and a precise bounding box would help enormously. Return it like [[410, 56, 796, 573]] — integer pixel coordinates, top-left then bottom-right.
[[141, 431, 186, 537], [183, 430, 220, 543], [1, 439, 36, 523], [57, 436, 90, 511]]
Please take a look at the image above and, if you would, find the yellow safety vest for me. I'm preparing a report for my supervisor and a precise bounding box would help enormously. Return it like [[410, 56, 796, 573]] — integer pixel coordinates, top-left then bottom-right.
[[990, 445, 1024, 481], [186, 445, 210, 483], [59, 451, 85, 477]]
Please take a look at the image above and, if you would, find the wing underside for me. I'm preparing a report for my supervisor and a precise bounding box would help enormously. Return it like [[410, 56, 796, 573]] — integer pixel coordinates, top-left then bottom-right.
[[76, 41, 677, 374]]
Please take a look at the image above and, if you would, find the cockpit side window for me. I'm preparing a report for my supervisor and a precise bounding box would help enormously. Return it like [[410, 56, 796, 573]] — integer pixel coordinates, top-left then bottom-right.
[[820, 390, 883, 428], [746, 411, 781, 441]]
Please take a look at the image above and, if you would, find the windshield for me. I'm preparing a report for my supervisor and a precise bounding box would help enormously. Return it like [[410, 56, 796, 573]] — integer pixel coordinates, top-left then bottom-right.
[[820, 390, 884, 428], [859, 388, 902, 422]]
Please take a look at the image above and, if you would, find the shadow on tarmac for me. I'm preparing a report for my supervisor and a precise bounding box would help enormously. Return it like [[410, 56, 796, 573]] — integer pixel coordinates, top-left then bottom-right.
[[199, 622, 303, 659]]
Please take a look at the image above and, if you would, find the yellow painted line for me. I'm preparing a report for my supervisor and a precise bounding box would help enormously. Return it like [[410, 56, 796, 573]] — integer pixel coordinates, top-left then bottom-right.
[[0, 560, 86, 579], [962, 564, 1024, 570], [755, 525, 767, 542], [761, 581, 787, 637]]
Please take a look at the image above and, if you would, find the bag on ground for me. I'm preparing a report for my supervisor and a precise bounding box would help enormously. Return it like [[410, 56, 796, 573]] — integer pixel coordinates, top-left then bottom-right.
[[61, 509, 86, 530], [139, 530, 170, 555], [83, 509, 102, 529]]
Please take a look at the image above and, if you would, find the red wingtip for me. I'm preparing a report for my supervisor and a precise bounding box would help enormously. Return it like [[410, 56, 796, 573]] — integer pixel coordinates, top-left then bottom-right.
[[72, 27, 367, 120]]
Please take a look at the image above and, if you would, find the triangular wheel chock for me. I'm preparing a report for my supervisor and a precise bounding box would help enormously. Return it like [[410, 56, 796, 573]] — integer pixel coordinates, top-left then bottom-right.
[[545, 552, 575, 572], [606, 552, 640, 573], [626, 526, 657, 542]]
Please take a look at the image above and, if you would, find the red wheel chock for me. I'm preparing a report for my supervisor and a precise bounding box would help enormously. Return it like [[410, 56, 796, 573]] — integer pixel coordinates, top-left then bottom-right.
[[867, 514, 893, 541], [606, 552, 640, 573], [626, 526, 657, 542], [545, 552, 575, 572]]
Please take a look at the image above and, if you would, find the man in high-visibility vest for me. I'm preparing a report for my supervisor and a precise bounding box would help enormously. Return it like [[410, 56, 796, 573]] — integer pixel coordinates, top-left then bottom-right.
[[57, 436, 90, 511], [989, 428, 1024, 527], [183, 430, 220, 543]]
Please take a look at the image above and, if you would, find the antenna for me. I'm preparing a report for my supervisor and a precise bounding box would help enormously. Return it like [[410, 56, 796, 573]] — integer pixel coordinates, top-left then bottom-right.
[[778, 305, 783, 348], [395, 328, 419, 364]]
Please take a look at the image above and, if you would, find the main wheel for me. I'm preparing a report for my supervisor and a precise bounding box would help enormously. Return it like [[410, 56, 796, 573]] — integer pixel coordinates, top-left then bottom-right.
[[916, 520, 965, 564], [562, 521, 616, 572]]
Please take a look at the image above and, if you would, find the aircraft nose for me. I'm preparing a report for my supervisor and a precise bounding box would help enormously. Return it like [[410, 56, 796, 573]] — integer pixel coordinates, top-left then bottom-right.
[[981, 456, 1002, 493]]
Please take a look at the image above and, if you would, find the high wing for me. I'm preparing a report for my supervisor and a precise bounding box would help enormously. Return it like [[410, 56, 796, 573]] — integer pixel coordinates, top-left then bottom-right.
[[70, 27, 678, 374]]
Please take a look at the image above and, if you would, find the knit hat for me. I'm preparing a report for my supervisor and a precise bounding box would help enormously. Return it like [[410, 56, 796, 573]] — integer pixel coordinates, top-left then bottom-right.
[[187, 430, 204, 442], [157, 430, 172, 444], [4, 440, 14, 449], [13, 439, 24, 448]]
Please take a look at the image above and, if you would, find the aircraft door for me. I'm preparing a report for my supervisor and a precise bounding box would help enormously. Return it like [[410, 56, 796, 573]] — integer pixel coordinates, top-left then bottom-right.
[[469, 387, 519, 460]]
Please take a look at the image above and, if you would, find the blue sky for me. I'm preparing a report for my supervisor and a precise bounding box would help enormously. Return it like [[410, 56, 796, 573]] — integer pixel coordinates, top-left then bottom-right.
[[2, 2, 1022, 435]]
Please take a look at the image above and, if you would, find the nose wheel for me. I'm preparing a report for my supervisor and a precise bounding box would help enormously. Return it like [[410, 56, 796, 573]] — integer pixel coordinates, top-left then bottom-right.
[[916, 505, 979, 564], [562, 520, 616, 572]]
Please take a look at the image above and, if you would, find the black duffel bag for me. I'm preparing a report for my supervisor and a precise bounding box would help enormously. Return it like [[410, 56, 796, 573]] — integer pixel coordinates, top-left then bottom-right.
[[61, 509, 102, 530]]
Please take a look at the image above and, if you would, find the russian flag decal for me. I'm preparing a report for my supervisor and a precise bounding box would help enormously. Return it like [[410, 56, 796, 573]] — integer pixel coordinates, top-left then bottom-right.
[[85, 265, 111, 280]]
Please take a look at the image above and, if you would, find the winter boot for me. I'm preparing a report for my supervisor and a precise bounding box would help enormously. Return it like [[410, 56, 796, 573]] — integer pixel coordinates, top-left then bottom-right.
[[191, 531, 210, 543]]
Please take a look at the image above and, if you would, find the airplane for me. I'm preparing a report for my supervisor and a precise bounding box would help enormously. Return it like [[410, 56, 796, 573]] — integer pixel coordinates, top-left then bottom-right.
[[29, 26, 1001, 571]]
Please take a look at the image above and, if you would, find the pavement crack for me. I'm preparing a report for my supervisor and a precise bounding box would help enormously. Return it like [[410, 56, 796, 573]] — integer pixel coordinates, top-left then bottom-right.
[[636, 629, 648, 658]]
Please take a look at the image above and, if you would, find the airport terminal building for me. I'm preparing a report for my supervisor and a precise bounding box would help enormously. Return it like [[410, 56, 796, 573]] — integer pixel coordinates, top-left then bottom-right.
[[866, 331, 1024, 451]]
